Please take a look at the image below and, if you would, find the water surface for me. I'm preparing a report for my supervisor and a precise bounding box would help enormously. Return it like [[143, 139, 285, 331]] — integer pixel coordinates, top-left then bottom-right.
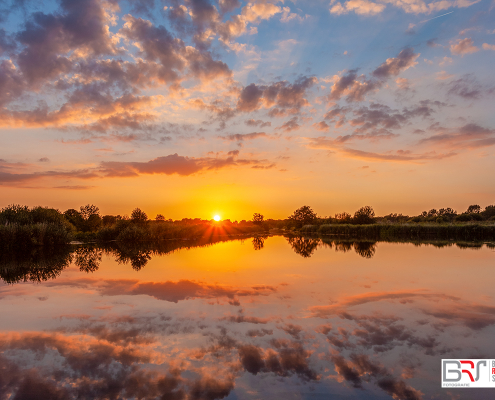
[[1, 236, 494, 399]]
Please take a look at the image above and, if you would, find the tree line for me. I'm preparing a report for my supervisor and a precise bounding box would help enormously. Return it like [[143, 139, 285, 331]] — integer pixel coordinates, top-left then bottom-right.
[[1, 202, 494, 249]]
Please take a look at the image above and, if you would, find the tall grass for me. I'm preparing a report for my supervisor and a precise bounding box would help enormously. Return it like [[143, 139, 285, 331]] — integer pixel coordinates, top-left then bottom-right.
[[0, 222, 73, 252], [96, 220, 266, 243], [302, 223, 495, 241]]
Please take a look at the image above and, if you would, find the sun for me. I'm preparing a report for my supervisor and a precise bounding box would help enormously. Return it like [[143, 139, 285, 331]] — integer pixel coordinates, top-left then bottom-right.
[[213, 215, 221, 221]]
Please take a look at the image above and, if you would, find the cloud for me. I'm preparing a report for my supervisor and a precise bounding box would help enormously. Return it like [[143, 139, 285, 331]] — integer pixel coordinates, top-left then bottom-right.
[[307, 137, 457, 162], [330, 0, 385, 16], [326, 48, 419, 104], [328, 69, 382, 102], [280, 7, 307, 22], [15, 0, 119, 86], [372, 48, 420, 79], [483, 43, 495, 51], [218, 132, 269, 141], [0, 168, 98, 184], [331, 0, 481, 15], [446, 74, 494, 99], [0, 153, 276, 185], [277, 117, 300, 132], [315, 101, 443, 141], [450, 38, 479, 55], [418, 123, 495, 149], [218, 0, 241, 14], [237, 76, 317, 113], [244, 119, 271, 128], [121, 14, 231, 85], [99, 153, 274, 177]]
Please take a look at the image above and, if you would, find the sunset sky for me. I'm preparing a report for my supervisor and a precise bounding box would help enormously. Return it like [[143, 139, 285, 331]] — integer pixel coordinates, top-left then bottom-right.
[[0, 0, 494, 220]]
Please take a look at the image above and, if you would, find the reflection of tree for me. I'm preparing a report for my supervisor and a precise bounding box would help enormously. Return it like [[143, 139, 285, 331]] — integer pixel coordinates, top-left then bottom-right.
[[286, 236, 320, 258], [252, 236, 266, 251], [334, 241, 353, 253], [112, 244, 152, 271], [74, 246, 102, 272], [353, 242, 376, 258], [333, 241, 376, 258], [0, 247, 72, 284]]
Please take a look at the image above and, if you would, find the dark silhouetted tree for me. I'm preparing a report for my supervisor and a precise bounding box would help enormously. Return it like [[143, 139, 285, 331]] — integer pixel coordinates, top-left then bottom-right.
[[0, 204, 31, 224], [484, 205, 495, 218], [252, 213, 264, 225], [155, 214, 165, 222], [64, 209, 85, 231], [80, 204, 100, 220], [78, 204, 101, 232], [427, 209, 437, 217], [353, 206, 375, 225], [288, 206, 317, 228], [467, 204, 481, 214], [102, 215, 117, 225], [131, 208, 148, 223], [334, 212, 352, 223]]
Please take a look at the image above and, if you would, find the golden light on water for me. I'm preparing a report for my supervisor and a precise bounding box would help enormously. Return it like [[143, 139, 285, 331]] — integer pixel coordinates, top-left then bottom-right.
[[213, 215, 221, 221]]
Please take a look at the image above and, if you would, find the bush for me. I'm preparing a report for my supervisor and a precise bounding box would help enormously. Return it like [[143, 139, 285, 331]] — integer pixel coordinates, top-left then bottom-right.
[[117, 225, 149, 242], [353, 206, 375, 225], [455, 214, 472, 222]]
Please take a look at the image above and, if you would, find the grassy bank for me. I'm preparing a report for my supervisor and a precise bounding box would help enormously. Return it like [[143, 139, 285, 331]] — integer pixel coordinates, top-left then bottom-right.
[[93, 220, 267, 243], [297, 223, 495, 241]]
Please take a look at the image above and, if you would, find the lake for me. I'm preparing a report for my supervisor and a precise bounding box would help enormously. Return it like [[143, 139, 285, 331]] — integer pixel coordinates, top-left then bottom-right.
[[1, 236, 494, 399]]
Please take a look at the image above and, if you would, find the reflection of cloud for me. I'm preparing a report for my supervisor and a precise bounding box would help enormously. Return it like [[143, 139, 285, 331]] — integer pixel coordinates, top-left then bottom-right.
[[47, 278, 277, 303], [331, 354, 423, 399], [422, 303, 495, 330], [310, 290, 460, 318], [0, 331, 234, 400], [238, 340, 319, 381]]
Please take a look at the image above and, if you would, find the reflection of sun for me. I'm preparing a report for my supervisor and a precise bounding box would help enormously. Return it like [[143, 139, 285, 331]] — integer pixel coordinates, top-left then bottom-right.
[[213, 215, 221, 221]]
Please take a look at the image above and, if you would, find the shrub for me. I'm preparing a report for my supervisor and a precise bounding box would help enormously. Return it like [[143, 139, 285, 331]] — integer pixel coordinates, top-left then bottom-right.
[[353, 206, 375, 225]]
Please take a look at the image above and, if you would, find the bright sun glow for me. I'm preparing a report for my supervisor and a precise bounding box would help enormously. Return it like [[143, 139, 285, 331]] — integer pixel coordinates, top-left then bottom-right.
[[213, 215, 221, 221]]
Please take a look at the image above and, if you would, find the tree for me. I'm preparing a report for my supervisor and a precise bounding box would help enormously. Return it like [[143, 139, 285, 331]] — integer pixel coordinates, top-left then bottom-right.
[[288, 206, 317, 228], [353, 206, 375, 225], [86, 213, 102, 231], [131, 208, 148, 223], [155, 214, 165, 222], [427, 209, 437, 217], [252, 213, 264, 225], [80, 204, 100, 220], [334, 212, 351, 223], [0, 204, 31, 225], [102, 215, 117, 225], [467, 204, 481, 214], [484, 205, 495, 218], [64, 209, 85, 231]]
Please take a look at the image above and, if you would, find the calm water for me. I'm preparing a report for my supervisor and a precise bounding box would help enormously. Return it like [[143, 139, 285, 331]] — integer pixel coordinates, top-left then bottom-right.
[[1, 236, 494, 400]]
